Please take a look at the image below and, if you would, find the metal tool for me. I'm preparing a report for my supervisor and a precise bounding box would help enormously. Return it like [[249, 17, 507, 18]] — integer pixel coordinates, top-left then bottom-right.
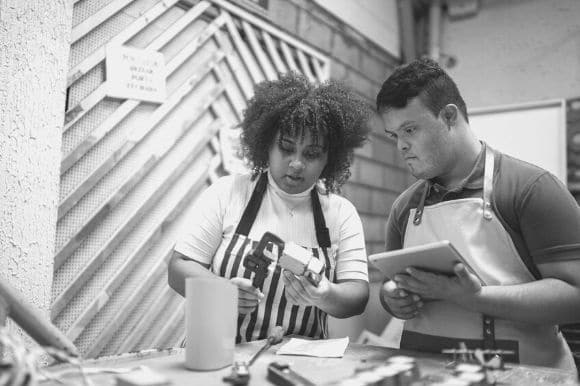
[[243, 232, 325, 290], [243, 232, 282, 290], [267, 362, 316, 386], [248, 326, 284, 366], [223, 326, 285, 385]]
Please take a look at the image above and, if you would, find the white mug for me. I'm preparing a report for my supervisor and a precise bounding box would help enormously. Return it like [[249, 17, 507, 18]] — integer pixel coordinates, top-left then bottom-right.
[[185, 276, 237, 370]]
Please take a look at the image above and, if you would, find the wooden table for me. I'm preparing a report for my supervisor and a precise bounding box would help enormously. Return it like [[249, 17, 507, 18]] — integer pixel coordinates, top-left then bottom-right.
[[43, 339, 579, 385]]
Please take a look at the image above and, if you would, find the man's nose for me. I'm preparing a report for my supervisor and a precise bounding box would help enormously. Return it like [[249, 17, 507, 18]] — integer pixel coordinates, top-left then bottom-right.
[[397, 138, 409, 152]]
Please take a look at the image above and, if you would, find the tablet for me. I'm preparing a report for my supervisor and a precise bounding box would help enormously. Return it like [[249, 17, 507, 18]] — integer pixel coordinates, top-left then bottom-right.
[[369, 240, 483, 282]]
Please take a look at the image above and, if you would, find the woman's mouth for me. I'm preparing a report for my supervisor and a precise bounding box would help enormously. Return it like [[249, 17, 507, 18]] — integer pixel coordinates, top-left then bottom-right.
[[285, 175, 303, 184]]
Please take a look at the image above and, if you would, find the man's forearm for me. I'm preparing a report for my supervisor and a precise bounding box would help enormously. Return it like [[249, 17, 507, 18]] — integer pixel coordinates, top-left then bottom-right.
[[458, 278, 580, 325], [318, 280, 369, 318]]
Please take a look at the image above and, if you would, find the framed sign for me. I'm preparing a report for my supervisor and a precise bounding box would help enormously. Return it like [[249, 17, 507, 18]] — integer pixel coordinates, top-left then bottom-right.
[[105, 45, 167, 103]]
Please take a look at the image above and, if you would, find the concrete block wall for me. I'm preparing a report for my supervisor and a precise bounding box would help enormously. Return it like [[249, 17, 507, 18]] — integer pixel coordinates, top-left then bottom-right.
[[267, 0, 413, 261]]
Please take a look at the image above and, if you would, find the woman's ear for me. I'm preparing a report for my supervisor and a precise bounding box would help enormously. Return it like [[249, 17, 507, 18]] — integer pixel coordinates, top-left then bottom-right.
[[440, 104, 459, 127]]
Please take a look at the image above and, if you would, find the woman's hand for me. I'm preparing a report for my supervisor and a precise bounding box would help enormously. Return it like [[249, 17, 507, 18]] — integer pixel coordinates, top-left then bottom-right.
[[282, 270, 331, 307], [229, 277, 264, 314], [380, 279, 423, 319], [394, 263, 482, 305]]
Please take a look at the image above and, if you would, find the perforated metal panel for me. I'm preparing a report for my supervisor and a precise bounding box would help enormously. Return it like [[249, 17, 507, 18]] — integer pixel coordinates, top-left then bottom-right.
[[54, 0, 330, 358]]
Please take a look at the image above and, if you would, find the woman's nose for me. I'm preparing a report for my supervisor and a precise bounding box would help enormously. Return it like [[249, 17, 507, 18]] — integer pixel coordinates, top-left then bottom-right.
[[289, 158, 305, 171]]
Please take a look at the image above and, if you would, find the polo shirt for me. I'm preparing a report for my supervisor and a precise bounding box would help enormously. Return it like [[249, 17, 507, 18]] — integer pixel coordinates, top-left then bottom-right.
[[386, 143, 580, 278]]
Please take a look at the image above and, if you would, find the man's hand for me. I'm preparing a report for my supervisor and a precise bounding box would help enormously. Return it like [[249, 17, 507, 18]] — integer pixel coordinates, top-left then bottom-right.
[[380, 280, 423, 319], [394, 263, 482, 305], [230, 277, 264, 314], [282, 270, 331, 307]]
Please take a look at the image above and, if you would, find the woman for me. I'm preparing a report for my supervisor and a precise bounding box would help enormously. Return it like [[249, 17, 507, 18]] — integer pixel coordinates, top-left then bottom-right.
[[168, 73, 372, 342]]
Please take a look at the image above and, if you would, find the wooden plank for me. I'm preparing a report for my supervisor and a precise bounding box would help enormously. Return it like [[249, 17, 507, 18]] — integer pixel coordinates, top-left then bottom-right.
[[149, 303, 184, 349], [55, 76, 222, 267], [71, 0, 134, 44], [61, 100, 139, 174], [312, 58, 327, 83], [117, 285, 175, 353], [57, 62, 226, 223], [280, 40, 299, 73], [67, 0, 186, 86], [208, 0, 328, 63], [83, 248, 172, 357], [63, 84, 107, 133], [261, 31, 287, 74], [296, 50, 316, 83], [60, 49, 226, 180], [80, 162, 211, 354], [241, 20, 277, 81], [212, 65, 244, 122], [64, 1, 212, 133], [223, 12, 264, 84], [214, 29, 253, 101], [165, 12, 227, 75], [52, 120, 223, 321]]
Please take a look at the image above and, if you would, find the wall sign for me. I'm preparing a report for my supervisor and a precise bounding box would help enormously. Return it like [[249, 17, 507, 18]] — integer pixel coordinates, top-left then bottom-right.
[[106, 45, 167, 103]]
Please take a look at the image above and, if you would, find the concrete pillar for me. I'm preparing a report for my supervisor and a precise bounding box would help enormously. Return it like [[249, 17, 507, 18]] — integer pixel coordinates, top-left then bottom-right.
[[0, 0, 72, 328]]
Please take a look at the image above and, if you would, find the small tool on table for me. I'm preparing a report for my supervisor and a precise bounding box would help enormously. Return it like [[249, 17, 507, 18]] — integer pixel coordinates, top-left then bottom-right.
[[223, 326, 285, 385], [267, 362, 316, 386]]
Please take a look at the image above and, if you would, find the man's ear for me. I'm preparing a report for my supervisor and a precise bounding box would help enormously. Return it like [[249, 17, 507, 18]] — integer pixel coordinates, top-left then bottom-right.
[[440, 104, 459, 127]]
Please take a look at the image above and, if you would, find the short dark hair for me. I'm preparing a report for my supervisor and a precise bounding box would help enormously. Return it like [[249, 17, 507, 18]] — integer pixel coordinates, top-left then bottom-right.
[[240, 72, 371, 193], [376, 58, 468, 122]]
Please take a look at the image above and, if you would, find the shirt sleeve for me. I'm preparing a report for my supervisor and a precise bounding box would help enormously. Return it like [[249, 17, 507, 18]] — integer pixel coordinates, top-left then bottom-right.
[[385, 196, 404, 251], [334, 199, 369, 282], [519, 172, 580, 264], [173, 176, 232, 265]]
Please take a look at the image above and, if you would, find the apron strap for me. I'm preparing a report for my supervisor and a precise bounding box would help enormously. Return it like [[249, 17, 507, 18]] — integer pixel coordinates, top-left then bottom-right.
[[413, 182, 430, 226], [482, 314, 496, 350], [235, 172, 268, 236], [310, 187, 331, 248], [482, 146, 495, 221], [235, 172, 331, 249]]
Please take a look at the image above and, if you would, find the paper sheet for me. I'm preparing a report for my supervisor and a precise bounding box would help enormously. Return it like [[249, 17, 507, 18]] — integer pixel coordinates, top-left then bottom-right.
[[276, 337, 349, 358]]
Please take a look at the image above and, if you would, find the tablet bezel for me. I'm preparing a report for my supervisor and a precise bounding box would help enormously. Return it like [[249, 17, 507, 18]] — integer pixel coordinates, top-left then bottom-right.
[[369, 240, 483, 282]]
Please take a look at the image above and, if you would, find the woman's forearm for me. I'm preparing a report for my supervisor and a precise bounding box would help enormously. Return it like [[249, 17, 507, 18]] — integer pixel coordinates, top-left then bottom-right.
[[318, 280, 369, 318], [167, 251, 214, 297]]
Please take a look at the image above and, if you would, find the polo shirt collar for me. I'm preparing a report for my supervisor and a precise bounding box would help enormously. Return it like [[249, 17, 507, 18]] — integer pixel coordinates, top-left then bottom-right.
[[429, 141, 487, 193]]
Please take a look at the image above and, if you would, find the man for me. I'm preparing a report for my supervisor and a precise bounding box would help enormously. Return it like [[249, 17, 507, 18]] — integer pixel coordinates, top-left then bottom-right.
[[376, 58, 580, 371]]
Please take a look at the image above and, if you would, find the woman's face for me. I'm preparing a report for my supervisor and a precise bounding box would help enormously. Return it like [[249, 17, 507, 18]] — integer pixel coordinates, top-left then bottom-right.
[[268, 130, 328, 194]]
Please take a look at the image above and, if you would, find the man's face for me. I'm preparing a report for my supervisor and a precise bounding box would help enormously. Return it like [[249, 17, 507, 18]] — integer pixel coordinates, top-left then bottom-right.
[[268, 130, 328, 194], [381, 97, 453, 181]]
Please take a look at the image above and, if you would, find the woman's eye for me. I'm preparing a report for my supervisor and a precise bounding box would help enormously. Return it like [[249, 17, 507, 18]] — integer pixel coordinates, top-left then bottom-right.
[[385, 131, 397, 140], [304, 150, 322, 160], [279, 143, 294, 153], [404, 127, 415, 135]]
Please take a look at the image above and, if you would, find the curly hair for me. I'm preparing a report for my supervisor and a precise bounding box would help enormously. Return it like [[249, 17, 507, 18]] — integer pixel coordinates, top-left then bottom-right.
[[240, 72, 371, 193], [376, 57, 469, 122]]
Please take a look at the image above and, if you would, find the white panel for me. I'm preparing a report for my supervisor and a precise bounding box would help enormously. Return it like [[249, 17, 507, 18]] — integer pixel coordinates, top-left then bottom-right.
[[470, 100, 567, 184]]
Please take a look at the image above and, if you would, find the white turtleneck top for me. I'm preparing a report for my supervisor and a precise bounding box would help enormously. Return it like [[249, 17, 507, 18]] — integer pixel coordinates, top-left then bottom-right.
[[174, 172, 368, 281]]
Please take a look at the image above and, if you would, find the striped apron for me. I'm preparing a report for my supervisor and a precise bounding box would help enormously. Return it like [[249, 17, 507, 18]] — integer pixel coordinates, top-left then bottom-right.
[[213, 173, 335, 343], [400, 147, 576, 371]]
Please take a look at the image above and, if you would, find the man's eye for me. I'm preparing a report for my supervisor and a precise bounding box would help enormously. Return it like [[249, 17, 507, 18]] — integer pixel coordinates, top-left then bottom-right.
[[385, 131, 397, 140], [404, 127, 415, 135]]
